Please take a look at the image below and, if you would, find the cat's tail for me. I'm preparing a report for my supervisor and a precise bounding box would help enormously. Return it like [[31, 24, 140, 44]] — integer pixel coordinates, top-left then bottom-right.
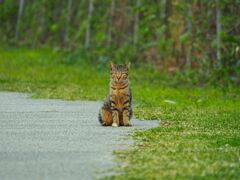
[[98, 110, 104, 125]]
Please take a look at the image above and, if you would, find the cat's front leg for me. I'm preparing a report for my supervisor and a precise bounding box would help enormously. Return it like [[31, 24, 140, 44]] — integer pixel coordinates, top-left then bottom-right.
[[110, 95, 119, 127], [123, 109, 132, 126], [112, 110, 119, 127]]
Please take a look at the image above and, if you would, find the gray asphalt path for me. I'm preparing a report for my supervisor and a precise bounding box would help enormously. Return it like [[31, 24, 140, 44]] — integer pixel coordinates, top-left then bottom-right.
[[0, 92, 158, 180]]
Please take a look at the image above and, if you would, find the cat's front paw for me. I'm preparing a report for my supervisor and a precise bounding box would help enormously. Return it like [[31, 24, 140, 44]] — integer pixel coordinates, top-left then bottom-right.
[[112, 123, 118, 127], [124, 122, 132, 127]]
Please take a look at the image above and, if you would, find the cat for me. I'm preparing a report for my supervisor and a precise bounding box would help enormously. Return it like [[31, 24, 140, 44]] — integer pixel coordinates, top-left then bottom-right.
[[98, 62, 132, 127]]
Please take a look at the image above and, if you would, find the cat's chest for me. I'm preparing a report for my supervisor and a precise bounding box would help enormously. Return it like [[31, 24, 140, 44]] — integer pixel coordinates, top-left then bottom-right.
[[111, 89, 129, 103]]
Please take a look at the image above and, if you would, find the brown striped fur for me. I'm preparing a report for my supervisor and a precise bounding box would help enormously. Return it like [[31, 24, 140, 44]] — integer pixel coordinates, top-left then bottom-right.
[[99, 62, 132, 127]]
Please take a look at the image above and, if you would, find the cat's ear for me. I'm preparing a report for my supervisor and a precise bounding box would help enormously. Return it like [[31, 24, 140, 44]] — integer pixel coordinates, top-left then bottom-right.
[[110, 61, 114, 70], [125, 62, 131, 69]]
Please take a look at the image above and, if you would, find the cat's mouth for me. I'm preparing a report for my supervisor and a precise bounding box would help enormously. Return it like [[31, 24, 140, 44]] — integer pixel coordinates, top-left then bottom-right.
[[114, 81, 122, 84], [113, 81, 128, 85]]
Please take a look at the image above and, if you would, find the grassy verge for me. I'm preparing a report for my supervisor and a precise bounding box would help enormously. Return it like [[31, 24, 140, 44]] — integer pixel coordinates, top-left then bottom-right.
[[0, 49, 240, 179]]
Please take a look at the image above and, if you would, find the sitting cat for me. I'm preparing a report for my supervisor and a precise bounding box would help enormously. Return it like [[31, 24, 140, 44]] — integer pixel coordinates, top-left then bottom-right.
[[99, 62, 132, 127]]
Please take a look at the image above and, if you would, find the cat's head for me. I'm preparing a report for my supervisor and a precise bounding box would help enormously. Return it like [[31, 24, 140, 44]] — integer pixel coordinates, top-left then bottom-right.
[[110, 62, 130, 84]]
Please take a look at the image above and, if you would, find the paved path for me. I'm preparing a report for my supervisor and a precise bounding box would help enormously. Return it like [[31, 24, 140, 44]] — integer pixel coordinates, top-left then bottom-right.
[[0, 92, 158, 180]]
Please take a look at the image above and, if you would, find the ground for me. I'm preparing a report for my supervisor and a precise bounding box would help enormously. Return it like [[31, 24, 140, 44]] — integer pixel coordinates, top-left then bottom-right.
[[0, 92, 158, 180], [0, 49, 240, 179]]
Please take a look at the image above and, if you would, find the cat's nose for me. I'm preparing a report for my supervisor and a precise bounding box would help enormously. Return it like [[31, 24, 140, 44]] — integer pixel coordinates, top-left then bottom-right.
[[117, 76, 121, 80]]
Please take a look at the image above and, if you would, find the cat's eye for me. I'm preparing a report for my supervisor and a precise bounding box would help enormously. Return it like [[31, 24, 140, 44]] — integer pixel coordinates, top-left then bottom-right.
[[123, 74, 127, 78]]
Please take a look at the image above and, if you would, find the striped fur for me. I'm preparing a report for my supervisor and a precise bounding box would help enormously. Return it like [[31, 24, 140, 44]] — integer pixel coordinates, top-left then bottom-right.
[[98, 62, 132, 127]]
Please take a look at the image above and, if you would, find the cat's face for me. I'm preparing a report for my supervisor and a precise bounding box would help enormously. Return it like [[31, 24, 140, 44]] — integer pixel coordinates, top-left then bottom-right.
[[110, 62, 130, 84]]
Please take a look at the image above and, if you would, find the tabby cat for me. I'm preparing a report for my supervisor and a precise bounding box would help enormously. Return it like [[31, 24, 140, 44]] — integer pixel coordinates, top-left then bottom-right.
[[98, 62, 132, 127]]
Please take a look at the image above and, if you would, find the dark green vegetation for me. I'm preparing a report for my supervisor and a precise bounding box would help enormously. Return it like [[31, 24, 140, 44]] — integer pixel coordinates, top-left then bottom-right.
[[1, 0, 240, 85], [0, 49, 240, 179]]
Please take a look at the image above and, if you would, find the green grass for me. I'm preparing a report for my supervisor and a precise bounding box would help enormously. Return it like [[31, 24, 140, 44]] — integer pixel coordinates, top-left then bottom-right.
[[0, 49, 240, 179]]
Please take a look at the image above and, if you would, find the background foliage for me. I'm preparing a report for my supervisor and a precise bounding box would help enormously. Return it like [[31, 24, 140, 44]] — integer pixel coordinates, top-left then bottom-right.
[[0, 0, 239, 86]]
